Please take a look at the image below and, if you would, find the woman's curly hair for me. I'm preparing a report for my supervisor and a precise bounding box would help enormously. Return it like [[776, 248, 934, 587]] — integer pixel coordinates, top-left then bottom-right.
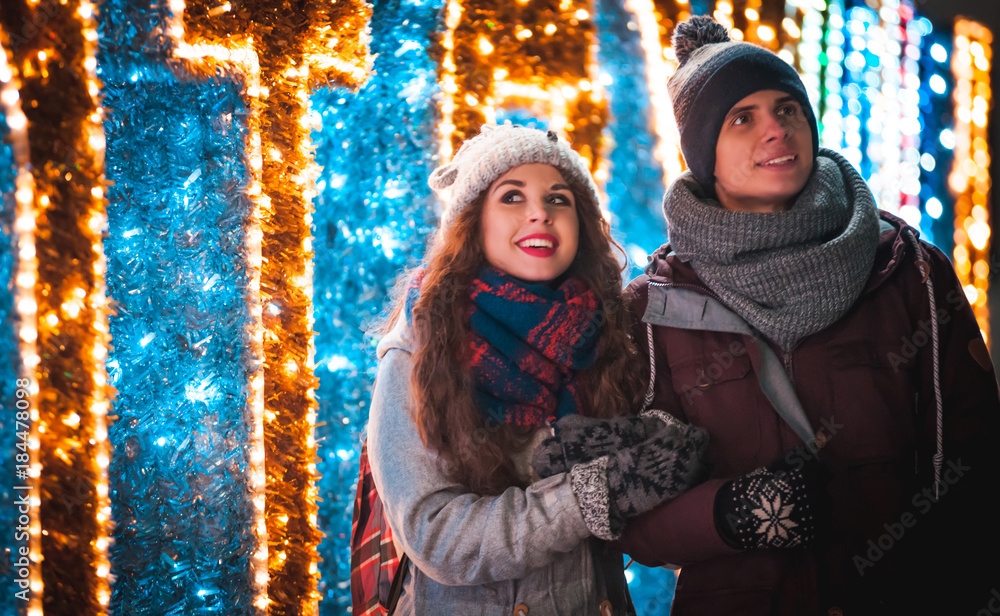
[[384, 179, 647, 495]]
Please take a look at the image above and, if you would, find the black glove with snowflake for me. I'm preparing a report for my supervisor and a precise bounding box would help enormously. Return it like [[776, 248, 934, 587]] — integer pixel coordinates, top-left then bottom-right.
[[713, 456, 832, 550], [533, 409, 698, 479]]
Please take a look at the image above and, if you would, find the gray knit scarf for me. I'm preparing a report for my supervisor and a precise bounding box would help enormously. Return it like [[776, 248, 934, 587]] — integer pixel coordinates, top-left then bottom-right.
[[663, 148, 880, 351]]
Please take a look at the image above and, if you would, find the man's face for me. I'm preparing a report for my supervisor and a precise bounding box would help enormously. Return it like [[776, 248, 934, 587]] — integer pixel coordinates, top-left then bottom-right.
[[713, 89, 814, 213]]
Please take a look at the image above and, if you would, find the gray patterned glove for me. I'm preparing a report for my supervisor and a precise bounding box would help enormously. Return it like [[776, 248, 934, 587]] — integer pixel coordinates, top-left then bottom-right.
[[568, 419, 709, 540], [713, 456, 832, 550], [533, 410, 695, 479]]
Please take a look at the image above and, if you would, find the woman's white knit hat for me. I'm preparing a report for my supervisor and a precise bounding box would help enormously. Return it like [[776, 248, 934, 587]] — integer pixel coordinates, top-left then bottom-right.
[[428, 124, 600, 228]]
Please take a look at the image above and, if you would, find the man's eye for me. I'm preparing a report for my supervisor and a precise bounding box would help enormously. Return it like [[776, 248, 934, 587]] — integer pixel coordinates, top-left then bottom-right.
[[732, 114, 749, 126]]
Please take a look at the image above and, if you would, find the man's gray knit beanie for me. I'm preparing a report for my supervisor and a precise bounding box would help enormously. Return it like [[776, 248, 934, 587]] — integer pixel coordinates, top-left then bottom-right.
[[668, 15, 819, 189], [428, 124, 600, 229]]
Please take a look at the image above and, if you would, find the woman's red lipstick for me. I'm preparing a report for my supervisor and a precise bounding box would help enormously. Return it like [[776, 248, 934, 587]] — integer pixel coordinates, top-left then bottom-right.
[[515, 233, 559, 257]]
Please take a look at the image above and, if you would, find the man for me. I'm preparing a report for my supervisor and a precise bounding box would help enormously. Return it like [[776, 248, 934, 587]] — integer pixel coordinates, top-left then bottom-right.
[[613, 15, 1000, 616]]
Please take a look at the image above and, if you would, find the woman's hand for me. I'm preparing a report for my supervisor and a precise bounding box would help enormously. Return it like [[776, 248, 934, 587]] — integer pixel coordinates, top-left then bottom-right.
[[532, 409, 704, 479], [557, 414, 710, 540]]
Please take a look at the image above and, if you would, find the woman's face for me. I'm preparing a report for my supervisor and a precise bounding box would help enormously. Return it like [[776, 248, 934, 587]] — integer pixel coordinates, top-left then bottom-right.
[[480, 163, 580, 283]]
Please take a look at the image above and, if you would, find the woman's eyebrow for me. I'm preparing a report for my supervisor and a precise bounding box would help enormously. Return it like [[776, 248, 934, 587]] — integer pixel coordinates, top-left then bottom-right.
[[490, 179, 525, 195]]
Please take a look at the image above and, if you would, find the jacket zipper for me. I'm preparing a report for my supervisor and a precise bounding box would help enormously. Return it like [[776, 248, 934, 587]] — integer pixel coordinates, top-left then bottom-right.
[[782, 350, 795, 387], [781, 338, 803, 387]]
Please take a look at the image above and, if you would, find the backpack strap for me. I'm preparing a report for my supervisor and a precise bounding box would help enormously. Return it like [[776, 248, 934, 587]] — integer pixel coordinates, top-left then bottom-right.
[[384, 554, 409, 613]]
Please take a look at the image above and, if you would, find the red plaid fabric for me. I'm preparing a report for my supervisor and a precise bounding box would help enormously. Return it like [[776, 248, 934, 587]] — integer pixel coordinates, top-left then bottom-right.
[[351, 441, 405, 615]]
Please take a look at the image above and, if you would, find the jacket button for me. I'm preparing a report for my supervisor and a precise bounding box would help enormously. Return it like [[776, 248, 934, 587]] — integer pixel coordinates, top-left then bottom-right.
[[814, 431, 828, 449], [513, 604, 528, 616], [600, 599, 613, 616], [828, 608, 843, 616]]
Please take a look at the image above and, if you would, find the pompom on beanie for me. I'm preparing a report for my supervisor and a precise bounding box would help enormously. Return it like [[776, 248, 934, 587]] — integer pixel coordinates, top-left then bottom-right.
[[428, 124, 601, 229], [668, 15, 819, 189]]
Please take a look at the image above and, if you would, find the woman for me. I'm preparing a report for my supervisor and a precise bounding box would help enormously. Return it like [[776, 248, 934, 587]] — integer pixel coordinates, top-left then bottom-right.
[[366, 124, 709, 615]]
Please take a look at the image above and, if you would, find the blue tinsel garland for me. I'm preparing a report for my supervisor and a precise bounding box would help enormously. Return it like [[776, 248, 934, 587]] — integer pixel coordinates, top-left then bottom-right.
[[596, 0, 671, 280], [309, 0, 442, 612], [100, 1, 260, 613], [0, 89, 24, 616]]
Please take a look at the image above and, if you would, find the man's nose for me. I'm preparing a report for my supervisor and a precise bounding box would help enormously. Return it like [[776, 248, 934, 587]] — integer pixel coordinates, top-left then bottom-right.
[[763, 112, 792, 142]]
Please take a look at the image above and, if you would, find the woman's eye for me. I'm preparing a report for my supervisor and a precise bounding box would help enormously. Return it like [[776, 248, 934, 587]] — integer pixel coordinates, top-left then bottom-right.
[[501, 190, 524, 203], [548, 193, 571, 206]]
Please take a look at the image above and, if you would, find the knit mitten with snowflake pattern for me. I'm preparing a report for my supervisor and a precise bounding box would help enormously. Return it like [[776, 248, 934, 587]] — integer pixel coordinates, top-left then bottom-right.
[[713, 456, 831, 550]]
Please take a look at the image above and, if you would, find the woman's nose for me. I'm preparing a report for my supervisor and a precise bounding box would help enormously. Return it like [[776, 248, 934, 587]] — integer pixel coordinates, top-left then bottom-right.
[[525, 199, 551, 223]]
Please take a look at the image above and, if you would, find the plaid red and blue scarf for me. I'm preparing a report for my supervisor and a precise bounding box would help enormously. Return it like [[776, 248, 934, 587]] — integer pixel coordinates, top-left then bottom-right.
[[405, 266, 602, 428], [467, 267, 602, 427]]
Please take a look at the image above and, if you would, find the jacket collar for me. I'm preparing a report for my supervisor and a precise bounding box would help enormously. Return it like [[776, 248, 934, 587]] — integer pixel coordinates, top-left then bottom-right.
[[645, 211, 916, 299]]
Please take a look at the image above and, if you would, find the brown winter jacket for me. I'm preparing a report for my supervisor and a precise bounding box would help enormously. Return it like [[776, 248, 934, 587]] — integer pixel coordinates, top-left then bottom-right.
[[614, 212, 1000, 616]]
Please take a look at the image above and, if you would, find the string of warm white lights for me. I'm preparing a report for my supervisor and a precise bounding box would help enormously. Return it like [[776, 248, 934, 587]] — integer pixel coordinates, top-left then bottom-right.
[[744, 0, 763, 45], [625, 0, 684, 183], [438, 0, 462, 167], [789, 0, 823, 114], [437, 0, 605, 178], [713, 0, 734, 34], [2, 0, 114, 611], [867, 0, 903, 214], [164, 3, 270, 609], [0, 25, 43, 616], [77, 0, 115, 609], [820, 0, 847, 149], [166, 1, 370, 613], [841, 5, 867, 169], [950, 19, 992, 342], [896, 7, 926, 228]]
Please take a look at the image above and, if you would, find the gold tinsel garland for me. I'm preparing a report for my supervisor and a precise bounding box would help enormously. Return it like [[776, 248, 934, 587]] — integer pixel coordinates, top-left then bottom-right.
[[439, 0, 607, 172], [166, 0, 371, 613], [0, 0, 113, 613], [0, 23, 43, 616]]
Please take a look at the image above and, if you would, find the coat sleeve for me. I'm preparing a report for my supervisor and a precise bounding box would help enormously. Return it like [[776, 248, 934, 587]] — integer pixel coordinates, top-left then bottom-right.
[[366, 348, 593, 586], [609, 277, 740, 567]]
